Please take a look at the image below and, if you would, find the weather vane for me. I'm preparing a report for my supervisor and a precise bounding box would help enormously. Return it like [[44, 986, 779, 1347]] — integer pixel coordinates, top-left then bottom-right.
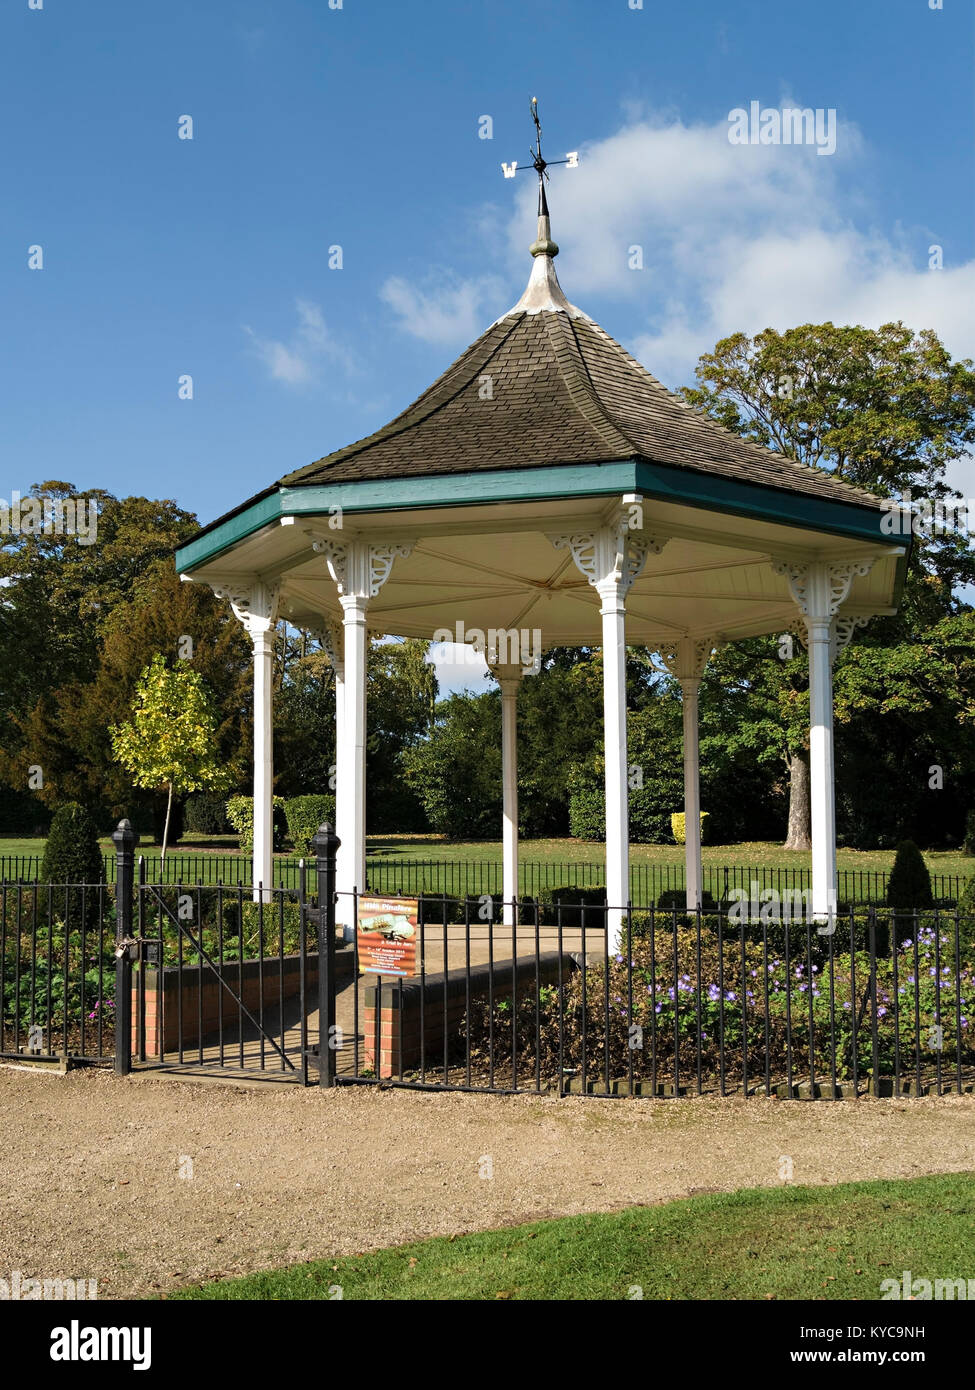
[[501, 97, 579, 184]]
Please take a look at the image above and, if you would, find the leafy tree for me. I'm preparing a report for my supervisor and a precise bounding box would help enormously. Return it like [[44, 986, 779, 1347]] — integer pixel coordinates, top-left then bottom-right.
[[0, 483, 199, 728], [274, 636, 436, 832], [682, 323, 975, 847], [833, 613, 975, 847], [511, 652, 604, 835], [110, 654, 230, 859], [367, 639, 437, 832], [681, 323, 975, 497], [273, 648, 337, 799], [567, 699, 684, 843], [402, 692, 501, 838], [0, 487, 248, 838]]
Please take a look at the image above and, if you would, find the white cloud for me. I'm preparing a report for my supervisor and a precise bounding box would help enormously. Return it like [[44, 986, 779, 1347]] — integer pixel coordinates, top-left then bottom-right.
[[427, 641, 493, 696], [495, 111, 974, 388], [244, 298, 354, 387], [379, 273, 505, 347]]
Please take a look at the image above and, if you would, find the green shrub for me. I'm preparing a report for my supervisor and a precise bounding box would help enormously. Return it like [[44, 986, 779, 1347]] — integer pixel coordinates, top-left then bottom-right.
[[225, 795, 286, 853], [41, 803, 103, 885], [537, 885, 607, 928], [886, 840, 934, 910], [960, 877, 975, 915], [657, 888, 718, 914], [38, 803, 104, 929], [184, 794, 230, 836], [958, 878, 975, 961], [464, 920, 975, 1087], [218, 898, 304, 959], [567, 782, 604, 840], [284, 795, 336, 857], [670, 812, 710, 846], [963, 811, 975, 857]]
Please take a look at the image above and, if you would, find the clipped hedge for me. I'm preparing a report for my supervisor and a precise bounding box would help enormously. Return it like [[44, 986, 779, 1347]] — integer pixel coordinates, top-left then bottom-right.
[[184, 794, 231, 836], [226, 795, 287, 854], [537, 884, 607, 929], [657, 888, 718, 914], [670, 812, 710, 846], [284, 795, 336, 857]]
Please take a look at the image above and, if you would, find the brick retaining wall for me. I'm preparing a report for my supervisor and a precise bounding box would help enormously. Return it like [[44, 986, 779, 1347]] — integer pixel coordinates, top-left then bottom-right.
[[363, 951, 567, 1078], [132, 949, 354, 1054]]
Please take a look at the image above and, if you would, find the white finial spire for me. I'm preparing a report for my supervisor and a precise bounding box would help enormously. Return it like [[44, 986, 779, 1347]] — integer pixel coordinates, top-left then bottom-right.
[[496, 99, 588, 321]]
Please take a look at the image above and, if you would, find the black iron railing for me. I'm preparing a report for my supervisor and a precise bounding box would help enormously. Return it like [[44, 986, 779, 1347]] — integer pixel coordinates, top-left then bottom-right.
[[0, 851, 969, 907], [335, 892, 975, 1099]]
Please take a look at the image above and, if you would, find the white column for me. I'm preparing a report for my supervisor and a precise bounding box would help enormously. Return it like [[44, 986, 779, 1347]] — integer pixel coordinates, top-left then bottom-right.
[[681, 678, 703, 908], [315, 538, 412, 933], [551, 499, 667, 949], [597, 577, 630, 943], [660, 638, 715, 910], [774, 560, 874, 922], [491, 664, 523, 927], [806, 614, 835, 918], [341, 593, 368, 905], [313, 622, 348, 907], [214, 581, 279, 901]]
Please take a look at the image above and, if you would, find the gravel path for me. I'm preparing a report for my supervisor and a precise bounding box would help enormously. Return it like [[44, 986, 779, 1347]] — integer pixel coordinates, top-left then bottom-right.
[[1, 1066, 973, 1299]]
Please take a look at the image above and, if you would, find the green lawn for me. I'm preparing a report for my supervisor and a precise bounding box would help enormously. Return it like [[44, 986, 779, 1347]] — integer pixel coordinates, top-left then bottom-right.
[[1, 834, 971, 880], [171, 1172, 975, 1301]]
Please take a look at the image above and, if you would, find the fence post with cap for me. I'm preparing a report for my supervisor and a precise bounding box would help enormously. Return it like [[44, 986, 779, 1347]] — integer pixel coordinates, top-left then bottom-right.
[[112, 818, 140, 1076], [312, 824, 340, 1087]]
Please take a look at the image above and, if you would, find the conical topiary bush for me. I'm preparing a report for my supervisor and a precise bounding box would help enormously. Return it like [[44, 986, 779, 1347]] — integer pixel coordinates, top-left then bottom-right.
[[40, 803, 105, 925], [886, 839, 934, 911]]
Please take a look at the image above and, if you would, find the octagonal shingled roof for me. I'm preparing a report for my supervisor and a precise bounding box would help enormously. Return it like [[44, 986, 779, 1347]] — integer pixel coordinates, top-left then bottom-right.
[[278, 196, 886, 516]]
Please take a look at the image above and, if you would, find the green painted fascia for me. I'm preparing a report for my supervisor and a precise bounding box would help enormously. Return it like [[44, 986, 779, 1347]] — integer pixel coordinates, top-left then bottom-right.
[[633, 460, 896, 546], [175, 490, 282, 572], [175, 458, 904, 574], [175, 463, 640, 571]]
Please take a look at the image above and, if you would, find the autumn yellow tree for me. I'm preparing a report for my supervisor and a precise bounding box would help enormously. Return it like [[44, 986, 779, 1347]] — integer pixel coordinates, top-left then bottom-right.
[[110, 653, 230, 860]]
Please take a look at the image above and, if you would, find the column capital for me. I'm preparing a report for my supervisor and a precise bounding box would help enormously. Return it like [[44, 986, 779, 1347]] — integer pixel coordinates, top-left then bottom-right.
[[489, 661, 525, 692], [657, 636, 719, 683], [548, 496, 668, 608], [306, 620, 344, 676], [772, 558, 875, 621], [211, 578, 280, 638], [788, 612, 874, 665], [314, 537, 414, 600]]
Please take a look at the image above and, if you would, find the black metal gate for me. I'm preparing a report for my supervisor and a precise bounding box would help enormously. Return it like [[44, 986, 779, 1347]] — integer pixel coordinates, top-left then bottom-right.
[[114, 821, 341, 1086]]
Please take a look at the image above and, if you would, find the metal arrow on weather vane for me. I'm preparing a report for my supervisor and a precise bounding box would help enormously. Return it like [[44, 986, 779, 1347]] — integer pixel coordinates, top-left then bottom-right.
[[500, 97, 579, 186]]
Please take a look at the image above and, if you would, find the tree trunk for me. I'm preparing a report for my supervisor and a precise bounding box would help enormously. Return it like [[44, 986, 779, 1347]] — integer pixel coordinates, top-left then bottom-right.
[[783, 749, 811, 850], [161, 781, 174, 863]]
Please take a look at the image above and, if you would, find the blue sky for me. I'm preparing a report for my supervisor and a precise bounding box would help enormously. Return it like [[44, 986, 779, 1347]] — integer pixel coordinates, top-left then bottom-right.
[[2, 0, 972, 550]]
